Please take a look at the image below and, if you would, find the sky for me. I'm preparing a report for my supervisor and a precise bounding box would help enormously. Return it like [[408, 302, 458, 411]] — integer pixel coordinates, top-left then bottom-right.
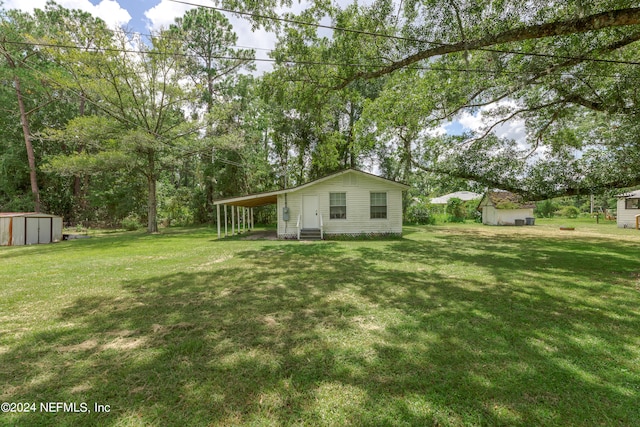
[[2, 0, 278, 73], [1, 0, 525, 143]]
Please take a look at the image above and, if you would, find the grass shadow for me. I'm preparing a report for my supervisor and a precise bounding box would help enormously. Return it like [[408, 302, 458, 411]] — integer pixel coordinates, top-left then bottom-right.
[[1, 226, 639, 425]]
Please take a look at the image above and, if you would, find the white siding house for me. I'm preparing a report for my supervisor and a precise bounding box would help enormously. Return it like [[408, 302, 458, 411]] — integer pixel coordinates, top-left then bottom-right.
[[616, 189, 640, 228], [478, 191, 535, 226], [213, 169, 410, 239], [0, 213, 63, 246]]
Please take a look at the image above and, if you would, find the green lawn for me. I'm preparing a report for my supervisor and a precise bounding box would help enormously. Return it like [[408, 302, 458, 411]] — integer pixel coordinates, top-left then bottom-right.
[[1, 220, 639, 426]]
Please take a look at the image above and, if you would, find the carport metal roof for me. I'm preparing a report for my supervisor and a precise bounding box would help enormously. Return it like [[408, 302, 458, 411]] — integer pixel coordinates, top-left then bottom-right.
[[213, 191, 281, 207]]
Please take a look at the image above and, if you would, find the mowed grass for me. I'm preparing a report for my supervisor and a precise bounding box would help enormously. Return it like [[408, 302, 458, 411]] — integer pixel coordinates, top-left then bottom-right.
[[1, 220, 639, 426]]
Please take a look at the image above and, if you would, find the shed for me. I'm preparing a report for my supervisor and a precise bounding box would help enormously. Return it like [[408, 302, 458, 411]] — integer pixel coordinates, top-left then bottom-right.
[[0, 213, 63, 246], [477, 191, 535, 226], [615, 189, 640, 228], [213, 169, 410, 239]]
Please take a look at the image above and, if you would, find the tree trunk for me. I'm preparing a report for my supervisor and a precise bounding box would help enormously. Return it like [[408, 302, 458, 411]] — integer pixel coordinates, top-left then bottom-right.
[[74, 95, 87, 222], [14, 75, 40, 212], [147, 152, 158, 233], [348, 103, 357, 169]]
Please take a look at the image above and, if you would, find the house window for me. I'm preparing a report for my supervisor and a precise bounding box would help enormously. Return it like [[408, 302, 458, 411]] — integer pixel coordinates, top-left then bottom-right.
[[625, 199, 640, 209], [370, 192, 387, 219], [330, 192, 346, 219]]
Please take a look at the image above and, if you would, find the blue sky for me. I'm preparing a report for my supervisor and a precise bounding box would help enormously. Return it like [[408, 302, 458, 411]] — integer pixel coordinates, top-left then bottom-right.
[[5, 0, 179, 32], [2, 0, 277, 73]]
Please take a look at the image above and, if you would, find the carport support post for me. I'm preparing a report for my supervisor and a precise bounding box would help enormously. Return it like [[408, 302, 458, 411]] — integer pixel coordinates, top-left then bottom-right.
[[236, 206, 240, 234], [216, 204, 221, 239], [231, 205, 235, 236], [224, 205, 228, 237], [251, 208, 254, 230]]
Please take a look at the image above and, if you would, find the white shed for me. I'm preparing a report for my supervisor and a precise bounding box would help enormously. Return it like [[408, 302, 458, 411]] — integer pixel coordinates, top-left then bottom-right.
[[213, 169, 410, 239], [0, 213, 63, 246], [478, 191, 535, 226], [615, 189, 640, 228]]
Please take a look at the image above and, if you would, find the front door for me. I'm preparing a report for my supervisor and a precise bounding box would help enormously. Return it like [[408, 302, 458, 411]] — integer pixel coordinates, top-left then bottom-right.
[[302, 195, 319, 228]]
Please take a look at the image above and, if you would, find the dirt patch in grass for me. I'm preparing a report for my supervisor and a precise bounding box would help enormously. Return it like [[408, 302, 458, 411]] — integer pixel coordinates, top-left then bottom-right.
[[240, 230, 278, 240]]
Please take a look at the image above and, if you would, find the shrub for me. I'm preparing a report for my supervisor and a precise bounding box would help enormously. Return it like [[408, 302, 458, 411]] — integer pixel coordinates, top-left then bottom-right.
[[464, 199, 482, 222], [446, 197, 466, 222], [560, 205, 581, 218], [121, 215, 143, 231], [536, 199, 556, 218], [406, 203, 436, 225]]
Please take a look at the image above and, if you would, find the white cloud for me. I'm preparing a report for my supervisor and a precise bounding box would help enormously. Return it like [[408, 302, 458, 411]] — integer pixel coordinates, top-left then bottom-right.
[[144, 0, 278, 75], [457, 101, 527, 145], [458, 111, 484, 132], [3, 0, 131, 29], [93, 0, 131, 28], [143, 0, 193, 31]]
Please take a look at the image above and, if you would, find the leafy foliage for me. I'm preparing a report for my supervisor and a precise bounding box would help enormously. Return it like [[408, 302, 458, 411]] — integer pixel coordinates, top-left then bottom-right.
[[536, 199, 557, 218], [446, 197, 466, 222], [4, 1, 640, 228], [405, 199, 436, 225]]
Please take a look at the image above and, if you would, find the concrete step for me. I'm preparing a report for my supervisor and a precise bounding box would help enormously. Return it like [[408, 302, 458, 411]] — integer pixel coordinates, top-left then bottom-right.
[[299, 228, 322, 240]]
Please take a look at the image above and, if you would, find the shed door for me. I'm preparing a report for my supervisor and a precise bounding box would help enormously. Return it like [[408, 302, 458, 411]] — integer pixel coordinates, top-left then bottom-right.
[[302, 195, 319, 229], [38, 218, 52, 243], [26, 218, 39, 244]]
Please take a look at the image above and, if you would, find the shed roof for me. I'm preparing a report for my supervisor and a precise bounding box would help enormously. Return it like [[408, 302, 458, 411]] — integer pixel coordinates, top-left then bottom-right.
[[615, 189, 640, 199], [213, 169, 410, 207], [478, 190, 535, 210], [0, 212, 61, 218], [430, 191, 482, 205]]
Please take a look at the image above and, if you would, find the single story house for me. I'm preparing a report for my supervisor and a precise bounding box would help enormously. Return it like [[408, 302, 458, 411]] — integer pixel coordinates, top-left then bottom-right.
[[213, 169, 410, 239], [615, 189, 640, 228], [477, 190, 535, 226], [0, 212, 63, 246], [430, 191, 482, 205]]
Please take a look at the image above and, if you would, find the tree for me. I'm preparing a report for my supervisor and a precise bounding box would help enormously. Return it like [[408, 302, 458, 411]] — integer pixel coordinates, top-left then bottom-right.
[[236, 0, 640, 197], [167, 7, 255, 219], [0, 3, 99, 214], [0, 8, 45, 211], [262, 1, 390, 185], [41, 23, 196, 232]]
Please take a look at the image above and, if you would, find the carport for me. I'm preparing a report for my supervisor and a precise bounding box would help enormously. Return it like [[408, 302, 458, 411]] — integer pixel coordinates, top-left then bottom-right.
[[213, 191, 280, 239]]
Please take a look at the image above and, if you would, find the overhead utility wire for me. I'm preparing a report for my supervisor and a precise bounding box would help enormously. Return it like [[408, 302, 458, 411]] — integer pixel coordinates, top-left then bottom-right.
[[169, 0, 640, 67], [4, 39, 637, 82], [168, 0, 431, 45], [1, 39, 380, 68], [115, 27, 273, 52]]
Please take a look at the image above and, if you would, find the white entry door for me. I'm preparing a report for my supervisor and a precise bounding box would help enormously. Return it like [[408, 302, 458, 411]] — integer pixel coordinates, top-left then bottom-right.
[[302, 195, 319, 228]]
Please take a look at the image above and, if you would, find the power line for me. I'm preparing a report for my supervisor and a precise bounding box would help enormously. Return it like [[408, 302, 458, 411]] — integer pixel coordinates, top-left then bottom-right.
[[115, 27, 274, 53], [168, 0, 433, 46], [1, 39, 256, 62], [5, 38, 640, 82], [169, 0, 640, 68]]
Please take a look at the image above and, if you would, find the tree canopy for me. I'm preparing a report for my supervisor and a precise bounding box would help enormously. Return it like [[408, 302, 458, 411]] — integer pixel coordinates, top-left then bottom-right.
[[258, 0, 640, 199], [2, 0, 640, 229]]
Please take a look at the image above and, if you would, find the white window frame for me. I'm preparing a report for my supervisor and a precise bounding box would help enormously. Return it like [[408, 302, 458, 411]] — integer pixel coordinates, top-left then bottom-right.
[[370, 192, 387, 219], [330, 192, 347, 219], [625, 198, 640, 209]]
